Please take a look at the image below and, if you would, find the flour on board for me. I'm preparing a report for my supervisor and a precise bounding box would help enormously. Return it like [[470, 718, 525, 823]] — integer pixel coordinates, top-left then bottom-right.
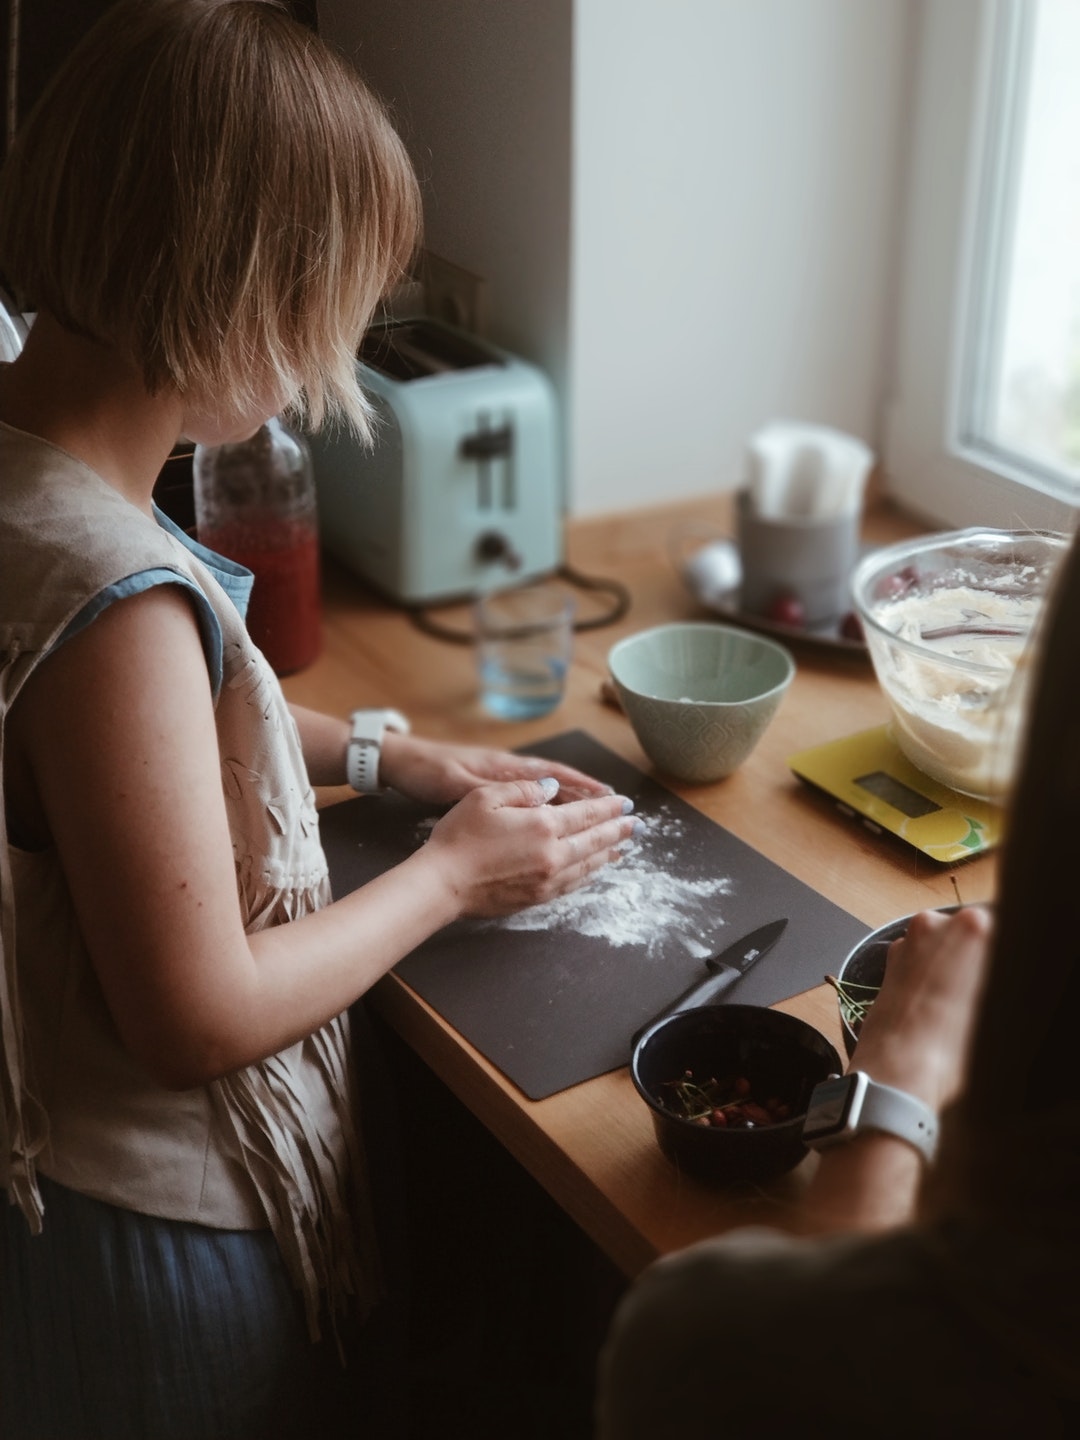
[[481, 804, 733, 958]]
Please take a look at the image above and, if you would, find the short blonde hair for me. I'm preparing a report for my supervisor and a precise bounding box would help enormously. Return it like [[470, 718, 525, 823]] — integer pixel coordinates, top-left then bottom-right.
[[0, 0, 421, 438]]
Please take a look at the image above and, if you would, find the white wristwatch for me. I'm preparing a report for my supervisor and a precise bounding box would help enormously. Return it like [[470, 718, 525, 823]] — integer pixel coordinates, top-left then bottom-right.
[[801, 1071, 939, 1164], [346, 708, 410, 793]]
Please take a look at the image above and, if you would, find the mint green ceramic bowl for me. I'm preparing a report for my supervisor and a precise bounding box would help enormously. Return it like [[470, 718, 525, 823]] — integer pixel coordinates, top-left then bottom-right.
[[608, 623, 795, 783]]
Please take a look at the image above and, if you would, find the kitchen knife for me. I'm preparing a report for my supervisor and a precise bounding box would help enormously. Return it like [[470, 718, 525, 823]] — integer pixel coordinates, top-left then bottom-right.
[[631, 917, 789, 1046]]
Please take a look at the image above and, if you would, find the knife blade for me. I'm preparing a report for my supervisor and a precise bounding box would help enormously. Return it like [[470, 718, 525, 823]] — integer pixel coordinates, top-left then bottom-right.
[[632, 917, 789, 1046]]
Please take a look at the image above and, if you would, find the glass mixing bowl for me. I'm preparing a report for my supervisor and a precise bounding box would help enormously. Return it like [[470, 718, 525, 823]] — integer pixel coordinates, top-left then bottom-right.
[[851, 528, 1068, 799]]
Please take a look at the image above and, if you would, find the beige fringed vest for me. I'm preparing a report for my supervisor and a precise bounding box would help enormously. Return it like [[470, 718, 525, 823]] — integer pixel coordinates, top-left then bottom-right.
[[0, 420, 377, 1335]]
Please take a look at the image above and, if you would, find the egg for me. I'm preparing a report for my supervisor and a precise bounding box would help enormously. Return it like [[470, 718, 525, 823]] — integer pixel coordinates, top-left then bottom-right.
[[681, 539, 742, 606]]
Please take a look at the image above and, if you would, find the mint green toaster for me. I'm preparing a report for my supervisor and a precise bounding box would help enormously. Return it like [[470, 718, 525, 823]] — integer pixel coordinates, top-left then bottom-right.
[[308, 318, 563, 604]]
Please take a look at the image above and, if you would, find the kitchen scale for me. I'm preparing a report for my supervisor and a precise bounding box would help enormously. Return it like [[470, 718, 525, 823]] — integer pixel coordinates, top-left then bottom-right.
[[788, 725, 1003, 864]]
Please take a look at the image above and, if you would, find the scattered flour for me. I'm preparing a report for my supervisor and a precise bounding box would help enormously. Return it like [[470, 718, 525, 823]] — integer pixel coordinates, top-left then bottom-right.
[[409, 803, 733, 956], [484, 804, 733, 958]]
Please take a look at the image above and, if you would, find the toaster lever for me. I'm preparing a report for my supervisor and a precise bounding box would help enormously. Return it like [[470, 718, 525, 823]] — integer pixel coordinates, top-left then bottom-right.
[[460, 424, 513, 460]]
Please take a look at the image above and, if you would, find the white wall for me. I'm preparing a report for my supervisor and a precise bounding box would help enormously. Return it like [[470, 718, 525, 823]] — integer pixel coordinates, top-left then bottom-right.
[[320, 0, 913, 517], [319, 1, 574, 401]]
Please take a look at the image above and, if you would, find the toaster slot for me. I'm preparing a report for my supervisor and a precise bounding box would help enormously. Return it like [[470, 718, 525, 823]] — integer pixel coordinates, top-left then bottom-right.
[[359, 319, 503, 381], [461, 414, 515, 512]]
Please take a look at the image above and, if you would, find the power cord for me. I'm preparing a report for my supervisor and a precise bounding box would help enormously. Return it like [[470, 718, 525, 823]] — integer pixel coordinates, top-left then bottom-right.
[[560, 561, 633, 631], [407, 563, 631, 645]]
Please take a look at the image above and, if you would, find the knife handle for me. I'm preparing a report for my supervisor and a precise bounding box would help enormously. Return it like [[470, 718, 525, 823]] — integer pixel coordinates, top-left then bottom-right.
[[632, 966, 742, 1047]]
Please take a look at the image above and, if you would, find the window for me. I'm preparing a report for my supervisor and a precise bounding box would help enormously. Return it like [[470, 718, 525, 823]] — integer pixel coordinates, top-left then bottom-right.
[[960, 0, 1080, 493], [884, 0, 1080, 532]]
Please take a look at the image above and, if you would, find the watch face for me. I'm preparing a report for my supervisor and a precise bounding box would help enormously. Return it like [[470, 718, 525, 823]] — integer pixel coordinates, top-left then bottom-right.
[[802, 1074, 854, 1141]]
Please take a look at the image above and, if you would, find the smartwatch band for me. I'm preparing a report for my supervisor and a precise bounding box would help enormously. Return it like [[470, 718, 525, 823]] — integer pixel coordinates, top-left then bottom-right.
[[346, 708, 410, 793], [801, 1070, 938, 1164]]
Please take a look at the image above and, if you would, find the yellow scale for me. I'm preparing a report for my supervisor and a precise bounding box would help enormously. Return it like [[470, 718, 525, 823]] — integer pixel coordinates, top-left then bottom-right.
[[788, 725, 1003, 864]]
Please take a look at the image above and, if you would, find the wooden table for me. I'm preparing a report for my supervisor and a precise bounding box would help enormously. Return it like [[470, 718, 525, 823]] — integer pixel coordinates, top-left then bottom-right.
[[282, 492, 997, 1278]]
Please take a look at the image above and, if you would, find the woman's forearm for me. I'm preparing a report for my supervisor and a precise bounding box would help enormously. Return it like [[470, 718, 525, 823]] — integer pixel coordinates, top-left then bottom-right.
[[796, 1135, 925, 1234], [288, 702, 351, 786], [793, 906, 992, 1236]]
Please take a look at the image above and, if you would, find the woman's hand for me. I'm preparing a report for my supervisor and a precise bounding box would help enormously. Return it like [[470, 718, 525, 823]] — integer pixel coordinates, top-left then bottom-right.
[[415, 776, 638, 918], [851, 905, 992, 1113], [378, 731, 615, 807]]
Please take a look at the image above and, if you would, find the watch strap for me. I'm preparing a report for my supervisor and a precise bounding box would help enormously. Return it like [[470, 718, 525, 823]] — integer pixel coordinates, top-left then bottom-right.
[[803, 1071, 938, 1163], [346, 708, 410, 793], [854, 1074, 938, 1162]]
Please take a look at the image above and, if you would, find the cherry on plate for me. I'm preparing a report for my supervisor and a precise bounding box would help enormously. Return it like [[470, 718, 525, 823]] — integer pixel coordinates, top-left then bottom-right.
[[765, 592, 806, 628]]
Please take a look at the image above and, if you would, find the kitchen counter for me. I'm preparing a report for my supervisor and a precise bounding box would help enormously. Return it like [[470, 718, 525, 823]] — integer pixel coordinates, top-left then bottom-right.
[[282, 490, 997, 1277]]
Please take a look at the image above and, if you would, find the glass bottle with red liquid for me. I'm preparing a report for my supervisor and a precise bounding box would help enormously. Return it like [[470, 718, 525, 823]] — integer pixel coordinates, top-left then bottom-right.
[[193, 417, 321, 675]]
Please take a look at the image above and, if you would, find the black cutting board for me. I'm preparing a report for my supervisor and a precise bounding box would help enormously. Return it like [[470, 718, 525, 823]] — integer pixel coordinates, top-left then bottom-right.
[[320, 730, 868, 1100]]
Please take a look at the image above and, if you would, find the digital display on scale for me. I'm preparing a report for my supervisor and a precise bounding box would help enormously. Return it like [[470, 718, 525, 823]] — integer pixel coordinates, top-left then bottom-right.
[[855, 770, 941, 819]]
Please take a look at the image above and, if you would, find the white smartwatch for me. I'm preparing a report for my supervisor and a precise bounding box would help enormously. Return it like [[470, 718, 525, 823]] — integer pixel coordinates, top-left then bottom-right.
[[801, 1071, 938, 1164], [346, 708, 410, 793]]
